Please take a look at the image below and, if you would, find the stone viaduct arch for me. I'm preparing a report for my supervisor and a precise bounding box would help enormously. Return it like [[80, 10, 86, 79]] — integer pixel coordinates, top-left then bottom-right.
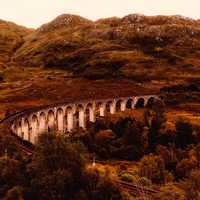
[[8, 95, 159, 144]]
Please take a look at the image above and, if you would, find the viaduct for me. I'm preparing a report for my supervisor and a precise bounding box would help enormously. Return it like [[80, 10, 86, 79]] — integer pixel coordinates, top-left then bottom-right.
[[1, 95, 159, 144]]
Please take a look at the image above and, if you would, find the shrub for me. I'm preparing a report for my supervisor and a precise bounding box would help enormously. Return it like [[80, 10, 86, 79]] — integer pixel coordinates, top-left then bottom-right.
[[176, 158, 198, 179], [185, 169, 200, 200], [121, 174, 133, 183], [4, 186, 24, 200], [175, 119, 194, 149], [154, 183, 186, 200], [139, 154, 166, 184]]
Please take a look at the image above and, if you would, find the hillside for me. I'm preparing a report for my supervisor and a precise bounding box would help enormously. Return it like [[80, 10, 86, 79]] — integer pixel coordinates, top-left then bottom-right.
[[0, 14, 199, 121], [0, 20, 33, 69], [0, 14, 200, 200], [12, 14, 200, 82]]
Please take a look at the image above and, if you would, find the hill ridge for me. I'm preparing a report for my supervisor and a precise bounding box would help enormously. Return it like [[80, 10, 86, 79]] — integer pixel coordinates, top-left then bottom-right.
[[0, 19, 33, 68], [37, 14, 93, 33], [0, 13, 199, 82]]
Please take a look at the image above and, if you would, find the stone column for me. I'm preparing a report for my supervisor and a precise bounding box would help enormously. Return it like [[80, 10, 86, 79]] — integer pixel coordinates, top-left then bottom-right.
[[39, 113, 47, 134], [67, 112, 74, 132], [22, 119, 29, 141], [48, 113, 55, 131], [132, 97, 138, 109], [17, 123, 22, 138], [110, 101, 116, 114], [120, 100, 127, 111], [144, 97, 149, 107], [99, 104, 106, 117], [89, 108, 96, 122], [79, 109, 85, 129], [31, 118, 39, 144], [57, 111, 64, 132]]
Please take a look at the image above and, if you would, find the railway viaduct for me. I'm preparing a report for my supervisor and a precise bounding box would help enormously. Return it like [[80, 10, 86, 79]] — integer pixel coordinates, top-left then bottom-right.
[[4, 95, 159, 144]]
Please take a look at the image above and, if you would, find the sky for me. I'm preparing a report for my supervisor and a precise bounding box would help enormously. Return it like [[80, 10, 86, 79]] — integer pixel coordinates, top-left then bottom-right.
[[0, 0, 200, 28]]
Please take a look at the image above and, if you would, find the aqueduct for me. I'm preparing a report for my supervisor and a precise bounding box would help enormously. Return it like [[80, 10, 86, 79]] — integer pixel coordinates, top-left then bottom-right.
[[2, 95, 159, 144]]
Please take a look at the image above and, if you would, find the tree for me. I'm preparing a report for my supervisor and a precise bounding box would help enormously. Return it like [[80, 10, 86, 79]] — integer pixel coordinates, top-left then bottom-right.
[[195, 144, 200, 166], [184, 170, 200, 200], [30, 133, 87, 172], [156, 145, 178, 172], [120, 119, 145, 160], [4, 186, 24, 200], [82, 117, 145, 160], [176, 158, 198, 179], [27, 132, 124, 200], [144, 100, 166, 151], [139, 154, 166, 184], [111, 117, 133, 138], [175, 119, 194, 149], [28, 133, 87, 200], [83, 169, 124, 200], [0, 157, 25, 199], [0, 135, 22, 159]]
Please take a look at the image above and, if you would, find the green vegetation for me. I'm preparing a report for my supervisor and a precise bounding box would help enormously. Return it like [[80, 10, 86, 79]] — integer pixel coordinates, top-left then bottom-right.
[[0, 13, 200, 199], [161, 81, 200, 106], [0, 133, 124, 200], [0, 14, 198, 82], [0, 19, 32, 68], [0, 100, 200, 199], [0, 13, 200, 122], [70, 100, 200, 199]]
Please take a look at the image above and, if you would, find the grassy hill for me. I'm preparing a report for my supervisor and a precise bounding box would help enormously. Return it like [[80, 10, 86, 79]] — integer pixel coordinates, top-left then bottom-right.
[[0, 14, 200, 200], [12, 14, 200, 82], [0, 14, 199, 121], [0, 20, 33, 69]]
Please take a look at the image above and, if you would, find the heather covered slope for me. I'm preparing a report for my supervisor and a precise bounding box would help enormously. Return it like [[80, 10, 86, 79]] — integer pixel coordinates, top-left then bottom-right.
[[0, 20, 33, 68], [13, 14, 200, 81], [0, 14, 199, 120]]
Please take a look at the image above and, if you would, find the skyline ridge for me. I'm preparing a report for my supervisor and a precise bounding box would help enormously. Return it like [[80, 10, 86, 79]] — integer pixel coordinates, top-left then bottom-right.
[[1, 0, 200, 28], [1, 12, 200, 29]]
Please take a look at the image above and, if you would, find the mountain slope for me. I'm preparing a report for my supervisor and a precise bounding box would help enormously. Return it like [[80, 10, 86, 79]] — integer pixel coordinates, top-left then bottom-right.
[[0, 20, 33, 68], [11, 14, 200, 81]]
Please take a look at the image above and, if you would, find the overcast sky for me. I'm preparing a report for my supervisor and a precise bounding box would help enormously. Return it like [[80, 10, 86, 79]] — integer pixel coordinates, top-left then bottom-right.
[[1, 0, 199, 28]]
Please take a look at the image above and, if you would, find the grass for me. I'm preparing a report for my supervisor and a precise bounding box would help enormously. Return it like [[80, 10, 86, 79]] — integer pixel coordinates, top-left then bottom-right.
[[5, 14, 197, 83], [166, 109, 200, 127], [0, 66, 161, 119], [0, 14, 199, 132]]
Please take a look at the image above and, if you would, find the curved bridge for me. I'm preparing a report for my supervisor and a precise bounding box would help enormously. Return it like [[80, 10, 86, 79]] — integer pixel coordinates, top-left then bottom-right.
[[4, 95, 159, 144]]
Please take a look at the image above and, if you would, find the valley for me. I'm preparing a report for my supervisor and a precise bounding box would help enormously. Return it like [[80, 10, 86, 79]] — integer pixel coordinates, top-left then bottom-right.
[[0, 13, 200, 200]]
